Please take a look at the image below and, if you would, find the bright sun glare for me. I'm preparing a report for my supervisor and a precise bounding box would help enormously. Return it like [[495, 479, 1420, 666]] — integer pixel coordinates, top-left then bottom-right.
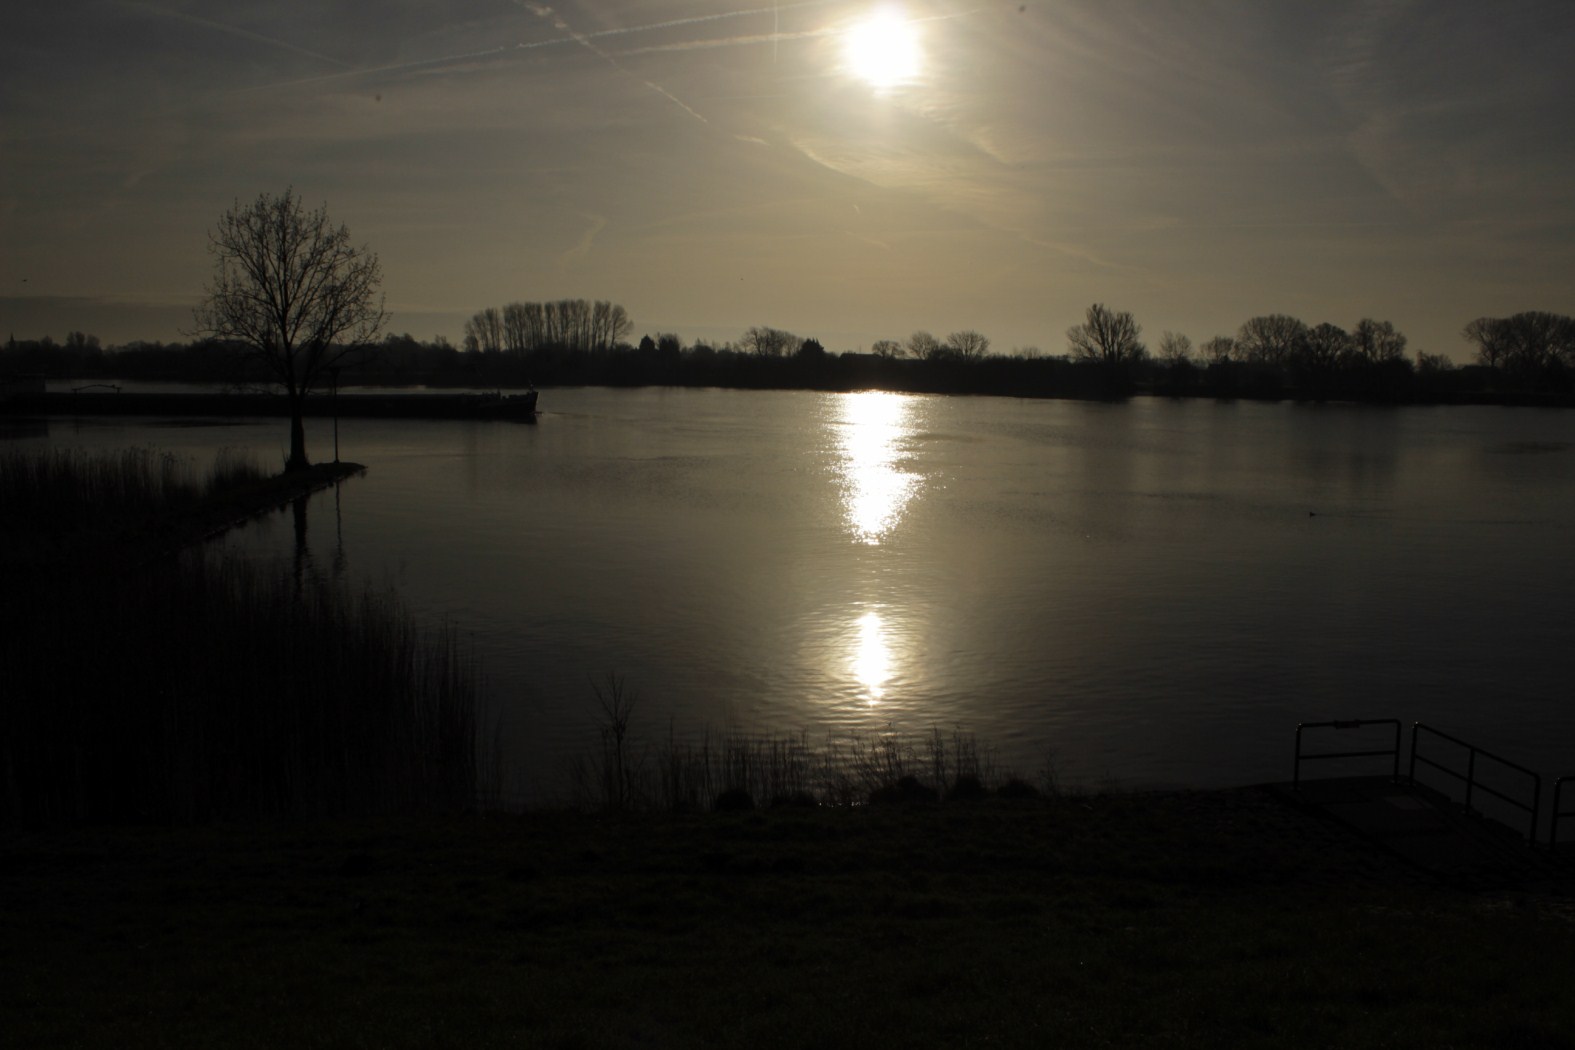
[[842, 7, 922, 90]]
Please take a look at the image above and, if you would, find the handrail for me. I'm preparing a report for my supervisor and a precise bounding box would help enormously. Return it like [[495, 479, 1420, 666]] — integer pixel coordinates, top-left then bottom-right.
[[1409, 723, 1543, 845], [1293, 719, 1402, 790], [1554, 777, 1575, 855]]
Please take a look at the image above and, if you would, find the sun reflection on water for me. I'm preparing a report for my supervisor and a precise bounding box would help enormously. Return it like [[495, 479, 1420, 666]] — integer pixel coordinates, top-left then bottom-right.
[[829, 391, 925, 707], [852, 609, 891, 703], [834, 390, 920, 545]]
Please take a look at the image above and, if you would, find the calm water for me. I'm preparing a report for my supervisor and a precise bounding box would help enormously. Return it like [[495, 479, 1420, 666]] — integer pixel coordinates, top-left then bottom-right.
[[17, 387, 1575, 801]]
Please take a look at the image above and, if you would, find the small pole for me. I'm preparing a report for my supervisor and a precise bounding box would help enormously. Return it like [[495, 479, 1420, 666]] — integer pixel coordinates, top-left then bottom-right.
[[329, 365, 341, 463]]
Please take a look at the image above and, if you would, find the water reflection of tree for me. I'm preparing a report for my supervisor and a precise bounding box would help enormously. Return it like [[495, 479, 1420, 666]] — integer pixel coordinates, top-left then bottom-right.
[[289, 484, 349, 591]]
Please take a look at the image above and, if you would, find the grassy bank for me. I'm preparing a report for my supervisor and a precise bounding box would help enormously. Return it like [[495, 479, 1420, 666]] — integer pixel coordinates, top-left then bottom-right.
[[3, 792, 1572, 1048], [0, 448, 485, 824]]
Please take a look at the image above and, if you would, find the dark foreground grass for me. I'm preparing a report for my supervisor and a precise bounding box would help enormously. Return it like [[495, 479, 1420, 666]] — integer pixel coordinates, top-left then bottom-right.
[[1, 448, 483, 824], [3, 790, 1572, 1049]]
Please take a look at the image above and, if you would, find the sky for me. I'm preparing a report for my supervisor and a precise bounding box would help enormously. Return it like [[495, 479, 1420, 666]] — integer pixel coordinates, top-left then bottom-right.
[[3, 0, 1574, 362]]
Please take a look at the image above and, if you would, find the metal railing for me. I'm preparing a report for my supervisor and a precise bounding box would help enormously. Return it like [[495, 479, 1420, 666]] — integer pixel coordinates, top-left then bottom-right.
[[1409, 723, 1543, 845], [1293, 719, 1402, 790], [1553, 777, 1575, 856]]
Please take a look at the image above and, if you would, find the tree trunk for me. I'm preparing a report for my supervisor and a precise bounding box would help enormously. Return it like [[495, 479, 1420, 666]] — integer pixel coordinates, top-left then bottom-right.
[[287, 398, 311, 472]]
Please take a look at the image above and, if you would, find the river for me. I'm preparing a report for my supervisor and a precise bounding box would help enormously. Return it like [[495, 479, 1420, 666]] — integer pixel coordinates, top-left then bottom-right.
[[14, 385, 1574, 804]]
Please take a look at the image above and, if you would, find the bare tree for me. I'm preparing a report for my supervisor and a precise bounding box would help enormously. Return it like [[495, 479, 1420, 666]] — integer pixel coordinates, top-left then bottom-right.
[[870, 338, 904, 359], [1235, 314, 1307, 366], [522, 301, 546, 350], [1199, 335, 1235, 365], [193, 188, 384, 471], [1463, 312, 1574, 376], [907, 330, 943, 361], [502, 302, 531, 354], [1067, 303, 1145, 366], [463, 308, 503, 354], [1462, 316, 1511, 371], [1156, 331, 1193, 366], [947, 330, 991, 362], [1301, 323, 1352, 370], [590, 300, 631, 351], [741, 325, 797, 356], [1351, 318, 1407, 364]]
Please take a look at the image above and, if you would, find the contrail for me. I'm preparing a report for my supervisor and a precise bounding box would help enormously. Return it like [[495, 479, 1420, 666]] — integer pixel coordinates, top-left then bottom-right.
[[516, 1, 711, 124], [616, 28, 827, 57], [552, 1, 832, 45], [235, 0, 867, 98]]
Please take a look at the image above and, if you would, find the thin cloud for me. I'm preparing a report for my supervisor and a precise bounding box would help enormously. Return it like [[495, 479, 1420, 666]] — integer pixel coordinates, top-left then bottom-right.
[[560, 212, 609, 266], [115, 1, 351, 68], [517, 1, 709, 123]]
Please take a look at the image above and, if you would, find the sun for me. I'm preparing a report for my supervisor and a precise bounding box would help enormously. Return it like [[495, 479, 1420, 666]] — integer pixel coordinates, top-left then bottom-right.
[[842, 7, 923, 91]]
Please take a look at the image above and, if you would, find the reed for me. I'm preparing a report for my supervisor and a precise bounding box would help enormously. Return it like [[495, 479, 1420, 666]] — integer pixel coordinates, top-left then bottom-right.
[[0, 448, 487, 825], [0, 444, 268, 532], [572, 699, 1030, 813], [1, 554, 486, 824]]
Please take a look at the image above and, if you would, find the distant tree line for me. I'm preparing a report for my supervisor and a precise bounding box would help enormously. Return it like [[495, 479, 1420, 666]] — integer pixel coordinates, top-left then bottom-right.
[[1460, 311, 1575, 388], [6, 306, 1574, 407]]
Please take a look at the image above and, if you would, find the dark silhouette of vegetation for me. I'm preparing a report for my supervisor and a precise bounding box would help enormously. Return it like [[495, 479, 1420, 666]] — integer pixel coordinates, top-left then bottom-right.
[[569, 692, 1033, 813], [0, 448, 485, 825], [464, 298, 631, 355], [1067, 303, 1145, 368], [10, 306, 1575, 408], [191, 188, 386, 470], [1461, 311, 1575, 392]]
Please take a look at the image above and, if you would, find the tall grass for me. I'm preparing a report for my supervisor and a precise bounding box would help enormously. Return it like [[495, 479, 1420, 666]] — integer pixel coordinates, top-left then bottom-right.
[[0, 448, 486, 825], [2, 554, 486, 824], [0, 445, 268, 533], [569, 705, 1037, 813]]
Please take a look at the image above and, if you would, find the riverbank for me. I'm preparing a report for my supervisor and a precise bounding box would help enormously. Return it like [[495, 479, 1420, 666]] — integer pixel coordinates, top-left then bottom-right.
[[3, 789, 1572, 1048]]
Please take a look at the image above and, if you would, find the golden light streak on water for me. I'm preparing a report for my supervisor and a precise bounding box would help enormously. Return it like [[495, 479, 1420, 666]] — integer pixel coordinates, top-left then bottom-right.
[[852, 609, 891, 703], [834, 390, 920, 545]]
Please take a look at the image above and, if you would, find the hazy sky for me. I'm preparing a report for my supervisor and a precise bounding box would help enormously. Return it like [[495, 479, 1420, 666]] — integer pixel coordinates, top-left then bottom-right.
[[4, 0, 1573, 361]]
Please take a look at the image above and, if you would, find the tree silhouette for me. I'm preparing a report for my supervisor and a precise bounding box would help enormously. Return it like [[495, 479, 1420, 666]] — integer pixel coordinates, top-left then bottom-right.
[[907, 330, 943, 361], [1463, 311, 1575, 381], [1157, 331, 1193, 366], [1067, 303, 1144, 367], [1352, 318, 1407, 365], [464, 307, 503, 354], [1235, 314, 1307, 366], [1301, 323, 1352, 371], [193, 188, 384, 471], [1199, 335, 1235, 365], [947, 330, 991, 362], [741, 326, 797, 356]]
